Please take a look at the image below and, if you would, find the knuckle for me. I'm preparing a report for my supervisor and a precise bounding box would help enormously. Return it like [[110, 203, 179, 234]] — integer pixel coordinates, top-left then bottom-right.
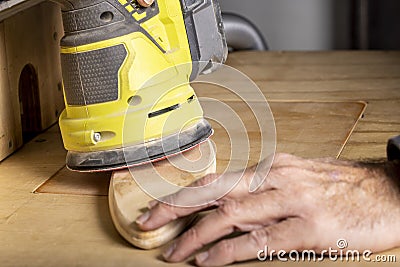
[[273, 153, 299, 166], [157, 203, 178, 220], [273, 153, 291, 163], [217, 199, 241, 218], [155, 197, 184, 219], [182, 227, 200, 243], [216, 239, 236, 257], [161, 194, 178, 206], [249, 229, 270, 248]]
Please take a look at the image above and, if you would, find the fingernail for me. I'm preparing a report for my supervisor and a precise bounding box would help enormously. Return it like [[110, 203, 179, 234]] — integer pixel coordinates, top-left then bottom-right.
[[196, 252, 209, 263], [148, 199, 158, 209], [144, 0, 153, 5], [135, 211, 150, 225], [163, 242, 176, 259]]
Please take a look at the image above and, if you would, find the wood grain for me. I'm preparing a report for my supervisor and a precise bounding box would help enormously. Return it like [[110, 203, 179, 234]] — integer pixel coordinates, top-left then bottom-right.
[[0, 2, 64, 161], [0, 51, 399, 266], [212, 51, 400, 160], [34, 101, 364, 196], [0, 21, 17, 161], [109, 140, 216, 249]]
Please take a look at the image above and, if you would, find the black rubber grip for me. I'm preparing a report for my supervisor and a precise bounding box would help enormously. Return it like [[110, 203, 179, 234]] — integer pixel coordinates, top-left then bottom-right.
[[62, 2, 125, 33], [61, 0, 160, 47], [61, 44, 127, 106]]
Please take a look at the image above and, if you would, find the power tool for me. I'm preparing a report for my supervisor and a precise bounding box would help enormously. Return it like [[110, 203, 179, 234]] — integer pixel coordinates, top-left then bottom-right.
[[57, 0, 227, 171]]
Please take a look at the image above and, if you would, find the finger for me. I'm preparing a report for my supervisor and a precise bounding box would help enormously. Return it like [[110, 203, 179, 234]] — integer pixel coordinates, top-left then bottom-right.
[[136, 170, 258, 230], [195, 218, 312, 267], [136, 173, 221, 230], [136, 198, 216, 231], [137, 0, 154, 7], [163, 191, 295, 263]]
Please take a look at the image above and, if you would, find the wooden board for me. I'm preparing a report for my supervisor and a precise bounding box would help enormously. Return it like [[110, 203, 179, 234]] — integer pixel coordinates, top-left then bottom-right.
[[0, 51, 399, 267], [0, 123, 398, 267], [35, 101, 364, 196], [33, 100, 364, 253], [108, 140, 216, 249], [0, 21, 18, 161], [3, 1, 64, 129], [224, 51, 400, 161], [0, 2, 64, 161]]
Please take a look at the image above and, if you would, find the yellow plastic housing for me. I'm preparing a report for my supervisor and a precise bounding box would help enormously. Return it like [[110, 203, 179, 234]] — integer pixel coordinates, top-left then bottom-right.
[[59, 0, 204, 153]]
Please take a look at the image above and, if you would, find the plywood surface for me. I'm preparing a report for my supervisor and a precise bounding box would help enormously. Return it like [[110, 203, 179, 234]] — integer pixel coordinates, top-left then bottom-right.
[[0, 2, 64, 161], [37, 101, 365, 197], [224, 51, 400, 161], [0, 51, 399, 266], [0, 21, 17, 161], [3, 2, 64, 130], [36, 167, 112, 196]]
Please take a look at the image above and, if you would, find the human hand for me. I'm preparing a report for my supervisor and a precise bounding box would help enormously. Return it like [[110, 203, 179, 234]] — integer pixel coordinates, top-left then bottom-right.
[[137, 0, 154, 8], [136, 153, 400, 266]]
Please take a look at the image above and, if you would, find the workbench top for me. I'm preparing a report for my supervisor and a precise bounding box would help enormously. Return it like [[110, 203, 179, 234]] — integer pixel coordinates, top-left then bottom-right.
[[1, 51, 399, 266]]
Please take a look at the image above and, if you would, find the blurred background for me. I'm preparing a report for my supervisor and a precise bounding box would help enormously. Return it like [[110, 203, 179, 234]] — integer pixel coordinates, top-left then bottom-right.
[[220, 0, 400, 51]]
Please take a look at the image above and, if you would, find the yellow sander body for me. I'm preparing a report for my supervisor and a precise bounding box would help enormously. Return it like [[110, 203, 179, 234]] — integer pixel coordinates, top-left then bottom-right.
[[58, 0, 227, 171]]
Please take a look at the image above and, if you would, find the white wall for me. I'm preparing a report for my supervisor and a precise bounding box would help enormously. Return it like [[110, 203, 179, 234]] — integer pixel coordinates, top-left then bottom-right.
[[220, 0, 351, 51]]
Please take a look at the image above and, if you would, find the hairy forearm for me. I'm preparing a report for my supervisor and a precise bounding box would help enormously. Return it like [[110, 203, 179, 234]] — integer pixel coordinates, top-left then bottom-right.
[[139, 153, 400, 266], [356, 160, 400, 195]]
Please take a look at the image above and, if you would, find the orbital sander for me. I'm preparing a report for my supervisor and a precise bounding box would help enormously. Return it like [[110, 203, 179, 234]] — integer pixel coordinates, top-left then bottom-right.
[[57, 0, 227, 171]]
